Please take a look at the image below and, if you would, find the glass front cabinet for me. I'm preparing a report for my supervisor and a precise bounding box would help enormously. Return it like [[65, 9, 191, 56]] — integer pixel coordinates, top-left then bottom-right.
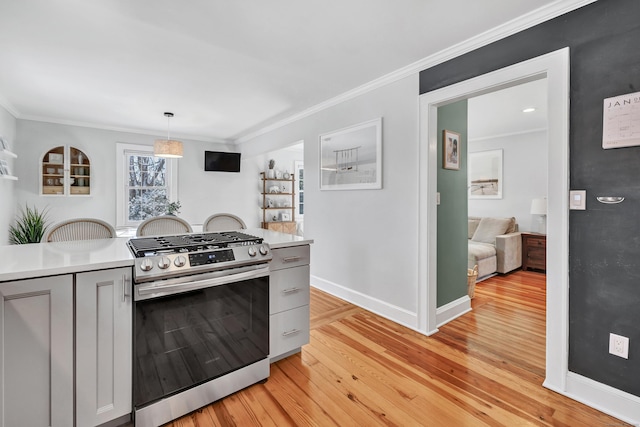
[[41, 146, 91, 196]]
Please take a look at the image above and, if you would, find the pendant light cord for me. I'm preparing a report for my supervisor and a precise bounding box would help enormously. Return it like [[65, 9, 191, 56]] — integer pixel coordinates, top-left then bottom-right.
[[164, 112, 174, 141]]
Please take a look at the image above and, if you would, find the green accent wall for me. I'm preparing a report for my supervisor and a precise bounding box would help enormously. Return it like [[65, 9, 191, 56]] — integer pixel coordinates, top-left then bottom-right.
[[437, 100, 468, 307]]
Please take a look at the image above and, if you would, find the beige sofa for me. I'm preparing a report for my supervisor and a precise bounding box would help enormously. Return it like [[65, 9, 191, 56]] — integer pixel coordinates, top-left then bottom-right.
[[468, 216, 522, 280]]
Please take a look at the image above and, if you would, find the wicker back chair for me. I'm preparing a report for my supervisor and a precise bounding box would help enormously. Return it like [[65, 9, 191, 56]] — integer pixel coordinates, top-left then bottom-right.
[[203, 213, 247, 232], [136, 215, 193, 237], [42, 218, 116, 242]]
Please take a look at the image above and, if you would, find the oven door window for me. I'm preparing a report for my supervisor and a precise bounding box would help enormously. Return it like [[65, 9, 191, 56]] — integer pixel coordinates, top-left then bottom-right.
[[134, 276, 269, 408]]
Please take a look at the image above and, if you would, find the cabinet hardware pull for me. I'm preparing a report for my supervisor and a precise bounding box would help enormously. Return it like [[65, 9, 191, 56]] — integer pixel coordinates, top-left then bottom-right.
[[282, 329, 301, 337], [122, 275, 130, 302], [282, 287, 301, 294], [282, 256, 301, 263]]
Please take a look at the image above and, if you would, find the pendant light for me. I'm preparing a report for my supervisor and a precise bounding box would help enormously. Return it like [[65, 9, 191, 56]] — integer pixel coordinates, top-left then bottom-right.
[[154, 112, 183, 158]]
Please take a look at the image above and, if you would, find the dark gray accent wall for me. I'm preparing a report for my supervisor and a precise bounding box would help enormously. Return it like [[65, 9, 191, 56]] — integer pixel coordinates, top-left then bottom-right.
[[437, 100, 468, 307], [420, 0, 640, 397]]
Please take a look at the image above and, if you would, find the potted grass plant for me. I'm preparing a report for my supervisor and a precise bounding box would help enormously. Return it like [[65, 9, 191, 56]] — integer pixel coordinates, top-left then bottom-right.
[[9, 205, 50, 244]]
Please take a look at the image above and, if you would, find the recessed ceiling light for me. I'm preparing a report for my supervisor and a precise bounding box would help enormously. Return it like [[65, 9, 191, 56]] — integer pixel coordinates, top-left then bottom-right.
[[522, 107, 536, 113]]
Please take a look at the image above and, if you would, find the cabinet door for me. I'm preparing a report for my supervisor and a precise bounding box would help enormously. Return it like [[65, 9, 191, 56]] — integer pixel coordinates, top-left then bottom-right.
[[41, 145, 91, 196], [0, 275, 73, 427], [76, 268, 132, 426]]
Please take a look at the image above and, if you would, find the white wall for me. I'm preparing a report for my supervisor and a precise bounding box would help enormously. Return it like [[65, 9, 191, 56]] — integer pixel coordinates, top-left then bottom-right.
[[468, 130, 547, 232], [0, 106, 17, 244], [13, 120, 257, 231], [238, 75, 420, 318]]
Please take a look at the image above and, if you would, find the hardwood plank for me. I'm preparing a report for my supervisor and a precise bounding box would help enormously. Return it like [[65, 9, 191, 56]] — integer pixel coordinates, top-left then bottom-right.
[[162, 270, 631, 427]]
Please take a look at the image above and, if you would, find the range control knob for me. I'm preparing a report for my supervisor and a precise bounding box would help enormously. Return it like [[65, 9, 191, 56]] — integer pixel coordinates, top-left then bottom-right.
[[259, 245, 269, 256], [248, 246, 257, 257], [174, 255, 187, 267], [140, 259, 153, 272], [158, 256, 171, 269]]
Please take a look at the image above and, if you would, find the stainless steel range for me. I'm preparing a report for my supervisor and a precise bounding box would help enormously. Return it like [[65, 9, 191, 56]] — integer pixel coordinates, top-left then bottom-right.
[[128, 231, 272, 427]]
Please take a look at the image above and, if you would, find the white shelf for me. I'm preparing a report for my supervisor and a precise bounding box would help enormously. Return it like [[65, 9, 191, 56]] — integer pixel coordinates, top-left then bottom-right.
[[0, 148, 17, 158], [0, 175, 18, 181]]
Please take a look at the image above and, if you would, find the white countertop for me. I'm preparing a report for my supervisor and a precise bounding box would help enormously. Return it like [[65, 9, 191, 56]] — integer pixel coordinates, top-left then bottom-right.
[[0, 229, 313, 283]]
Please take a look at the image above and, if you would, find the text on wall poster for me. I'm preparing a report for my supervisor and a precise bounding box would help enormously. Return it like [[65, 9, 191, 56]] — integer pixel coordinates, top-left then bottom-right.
[[603, 91, 640, 149]]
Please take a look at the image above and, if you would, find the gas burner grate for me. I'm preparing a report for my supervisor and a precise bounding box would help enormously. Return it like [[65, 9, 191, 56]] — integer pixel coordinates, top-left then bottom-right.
[[127, 231, 263, 257]]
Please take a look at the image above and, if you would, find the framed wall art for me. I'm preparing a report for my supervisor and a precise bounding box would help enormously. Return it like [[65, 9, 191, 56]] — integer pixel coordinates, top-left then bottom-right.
[[468, 149, 503, 199], [319, 117, 382, 190], [442, 129, 460, 170]]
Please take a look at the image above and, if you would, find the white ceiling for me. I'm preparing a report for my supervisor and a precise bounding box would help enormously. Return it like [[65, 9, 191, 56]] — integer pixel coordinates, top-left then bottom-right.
[[468, 78, 548, 141], [0, 0, 573, 143]]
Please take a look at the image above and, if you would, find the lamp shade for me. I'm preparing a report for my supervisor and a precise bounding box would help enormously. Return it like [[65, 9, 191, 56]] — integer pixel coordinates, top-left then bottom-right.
[[530, 197, 547, 215], [154, 139, 183, 158]]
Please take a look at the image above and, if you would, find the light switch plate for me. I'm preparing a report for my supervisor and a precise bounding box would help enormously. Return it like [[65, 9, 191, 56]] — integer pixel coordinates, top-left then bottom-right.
[[437, 192, 440, 205], [570, 190, 586, 210]]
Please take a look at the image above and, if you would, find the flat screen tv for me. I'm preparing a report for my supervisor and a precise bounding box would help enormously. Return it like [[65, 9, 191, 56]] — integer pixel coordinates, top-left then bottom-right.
[[204, 151, 241, 172]]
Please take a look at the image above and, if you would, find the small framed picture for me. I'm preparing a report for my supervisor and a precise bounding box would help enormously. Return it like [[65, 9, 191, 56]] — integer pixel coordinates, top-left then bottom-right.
[[280, 212, 291, 221], [443, 129, 461, 170], [48, 153, 64, 164]]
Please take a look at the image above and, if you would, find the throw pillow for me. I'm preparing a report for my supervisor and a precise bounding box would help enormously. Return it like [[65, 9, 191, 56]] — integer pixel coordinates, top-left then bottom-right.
[[471, 217, 512, 244], [468, 219, 480, 239], [504, 217, 517, 234]]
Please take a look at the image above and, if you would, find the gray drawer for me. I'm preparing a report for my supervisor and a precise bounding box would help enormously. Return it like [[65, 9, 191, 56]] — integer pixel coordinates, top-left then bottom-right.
[[270, 265, 310, 314], [270, 305, 310, 359], [270, 245, 310, 271]]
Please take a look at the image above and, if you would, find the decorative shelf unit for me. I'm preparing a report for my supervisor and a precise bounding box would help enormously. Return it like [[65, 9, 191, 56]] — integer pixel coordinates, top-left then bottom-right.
[[260, 172, 296, 234], [0, 147, 18, 181], [41, 146, 91, 196]]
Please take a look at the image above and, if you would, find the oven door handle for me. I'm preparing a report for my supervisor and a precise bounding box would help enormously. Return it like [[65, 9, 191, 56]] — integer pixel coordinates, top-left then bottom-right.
[[136, 266, 270, 299]]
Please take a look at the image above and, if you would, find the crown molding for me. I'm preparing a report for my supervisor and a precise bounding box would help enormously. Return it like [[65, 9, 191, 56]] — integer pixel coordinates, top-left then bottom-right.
[[235, 0, 596, 144], [0, 94, 20, 118], [18, 114, 232, 145]]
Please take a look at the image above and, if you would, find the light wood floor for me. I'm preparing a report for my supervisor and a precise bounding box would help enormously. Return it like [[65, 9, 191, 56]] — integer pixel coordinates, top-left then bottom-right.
[[163, 270, 629, 426]]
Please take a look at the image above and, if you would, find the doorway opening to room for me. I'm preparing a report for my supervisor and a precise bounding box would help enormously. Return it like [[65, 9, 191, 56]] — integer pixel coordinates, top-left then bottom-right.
[[466, 78, 548, 282], [464, 79, 549, 384], [418, 48, 569, 391], [263, 141, 304, 236]]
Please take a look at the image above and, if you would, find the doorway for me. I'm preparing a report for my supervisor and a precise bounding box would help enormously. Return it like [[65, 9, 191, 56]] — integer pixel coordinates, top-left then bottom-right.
[[418, 48, 570, 392], [263, 140, 305, 235]]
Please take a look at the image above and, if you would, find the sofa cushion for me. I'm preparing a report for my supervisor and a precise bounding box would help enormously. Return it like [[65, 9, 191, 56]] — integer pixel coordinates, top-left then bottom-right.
[[468, 241, 496, 261], [471, 217, 513, 244]]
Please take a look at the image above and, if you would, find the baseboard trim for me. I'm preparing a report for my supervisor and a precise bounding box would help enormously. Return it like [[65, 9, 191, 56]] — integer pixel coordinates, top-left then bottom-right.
[[436, 296, 472, 327], [543, 372, 640, 426], [310, 275, 418, 330]]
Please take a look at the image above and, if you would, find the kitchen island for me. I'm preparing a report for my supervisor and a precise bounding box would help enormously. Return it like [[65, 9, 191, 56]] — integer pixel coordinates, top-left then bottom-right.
[[0, 228, 311, 282], [0, 228, 312, 427]]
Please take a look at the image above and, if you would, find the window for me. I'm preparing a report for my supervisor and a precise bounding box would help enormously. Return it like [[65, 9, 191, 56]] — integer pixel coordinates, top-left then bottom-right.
[[295, 160, 304, 218], [116, 143, 178, 228]]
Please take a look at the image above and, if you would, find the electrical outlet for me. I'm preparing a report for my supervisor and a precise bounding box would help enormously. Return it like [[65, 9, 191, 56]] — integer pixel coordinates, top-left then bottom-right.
[[609, 333, 629, 359]]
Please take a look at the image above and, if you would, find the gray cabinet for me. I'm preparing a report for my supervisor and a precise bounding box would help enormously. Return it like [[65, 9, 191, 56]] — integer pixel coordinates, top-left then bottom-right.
[[0, 275, 74, 427], [76, 268, 132, 427], [269, 245, 310, 362]]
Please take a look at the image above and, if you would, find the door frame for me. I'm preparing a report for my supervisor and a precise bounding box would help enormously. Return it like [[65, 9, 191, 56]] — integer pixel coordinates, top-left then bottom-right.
[[417, 47, 570, 391]]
